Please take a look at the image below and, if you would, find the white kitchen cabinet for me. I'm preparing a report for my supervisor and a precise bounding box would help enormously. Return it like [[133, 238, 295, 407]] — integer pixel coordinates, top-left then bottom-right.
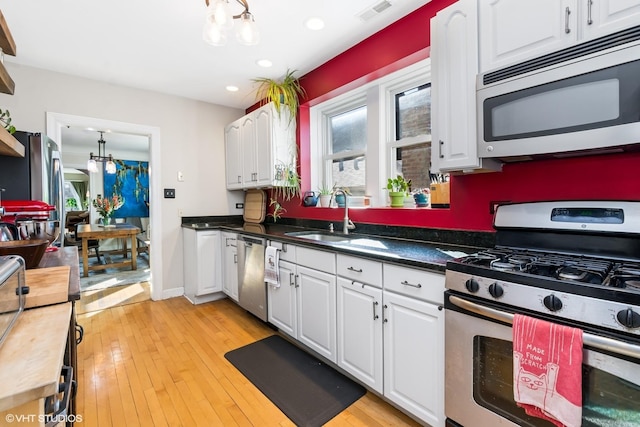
[[431, 0, 500, 173], [224, 120, 242, 190], [226, 102, 296, 190], [267, 259, 297, 338], [222, 232, 238, 302], [296, 264, 337, 363], [382, 264, 445, 427], [479, 0, 640, 72], [183, 228, 224, 304]]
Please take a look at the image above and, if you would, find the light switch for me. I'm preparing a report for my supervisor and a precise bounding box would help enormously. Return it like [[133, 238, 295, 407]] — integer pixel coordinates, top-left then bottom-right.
[[177, 171, 184, 182]]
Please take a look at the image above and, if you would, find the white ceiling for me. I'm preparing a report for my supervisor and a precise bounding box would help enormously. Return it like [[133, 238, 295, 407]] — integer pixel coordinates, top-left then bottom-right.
[[0, 0, 431, 110]]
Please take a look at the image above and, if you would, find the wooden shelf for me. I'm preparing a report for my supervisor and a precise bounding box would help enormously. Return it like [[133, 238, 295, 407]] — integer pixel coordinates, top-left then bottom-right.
[[0, 9, 15, 95], [0, 125, 24, 157]]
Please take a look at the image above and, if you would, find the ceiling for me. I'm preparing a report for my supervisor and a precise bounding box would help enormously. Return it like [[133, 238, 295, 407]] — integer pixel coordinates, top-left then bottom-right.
[[0, 0, 431, 111]]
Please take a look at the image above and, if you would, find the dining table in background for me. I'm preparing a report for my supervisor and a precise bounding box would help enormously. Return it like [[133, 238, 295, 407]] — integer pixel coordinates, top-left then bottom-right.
[[76, 223, 140, 277]]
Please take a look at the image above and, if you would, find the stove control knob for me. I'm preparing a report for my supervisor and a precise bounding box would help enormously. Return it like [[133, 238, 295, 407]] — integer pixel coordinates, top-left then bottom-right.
[[465, 278, 480, 293], [543, 295, 563, 312], [616, 308, 640, 329], [488, 282, 504, 298]]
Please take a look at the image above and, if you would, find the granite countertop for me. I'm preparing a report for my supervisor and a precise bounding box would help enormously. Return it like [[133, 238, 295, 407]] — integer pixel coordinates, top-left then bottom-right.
[[182, 220, 488, 272]]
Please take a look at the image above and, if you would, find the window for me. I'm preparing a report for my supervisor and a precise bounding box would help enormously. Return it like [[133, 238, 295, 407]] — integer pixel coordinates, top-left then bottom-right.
[[310, 59, 431, 207]]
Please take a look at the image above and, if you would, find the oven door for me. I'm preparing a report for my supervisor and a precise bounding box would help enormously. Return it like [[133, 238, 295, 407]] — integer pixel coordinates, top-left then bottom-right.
[[445, 293, 640, 427]]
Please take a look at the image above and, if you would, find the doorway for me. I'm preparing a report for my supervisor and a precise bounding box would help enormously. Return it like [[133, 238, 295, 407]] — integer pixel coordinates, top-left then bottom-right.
[[46, 112, 163, 301]]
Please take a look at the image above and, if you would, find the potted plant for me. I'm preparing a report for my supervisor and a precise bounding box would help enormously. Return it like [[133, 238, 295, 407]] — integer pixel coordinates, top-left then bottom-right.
[[0, 108, 16, 134], [318, 184, 334, 207], [386, 175, 411, 208], [253, 69, 306, 124]]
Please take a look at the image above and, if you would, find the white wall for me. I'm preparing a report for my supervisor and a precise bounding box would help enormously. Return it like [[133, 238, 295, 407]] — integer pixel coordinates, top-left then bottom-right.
[[0, 63, 245, 297]]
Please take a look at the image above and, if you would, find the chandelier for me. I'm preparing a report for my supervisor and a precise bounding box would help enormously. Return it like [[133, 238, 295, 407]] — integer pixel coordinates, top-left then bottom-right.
[[87, 131, 116, 174], [202, 0, 259, 46]]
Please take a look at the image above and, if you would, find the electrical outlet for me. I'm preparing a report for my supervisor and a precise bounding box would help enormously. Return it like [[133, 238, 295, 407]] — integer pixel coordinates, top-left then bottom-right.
[[235, 203, 244, 209], [164, 188, 176, 198]]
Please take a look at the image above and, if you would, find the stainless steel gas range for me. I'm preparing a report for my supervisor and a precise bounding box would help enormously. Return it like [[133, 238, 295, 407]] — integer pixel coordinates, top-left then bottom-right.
[[444, 201, 640, 427]]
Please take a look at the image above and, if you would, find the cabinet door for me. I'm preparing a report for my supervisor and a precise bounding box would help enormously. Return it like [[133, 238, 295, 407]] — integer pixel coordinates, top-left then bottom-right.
[[582, 0, 640, 40], [196, 231, 222, 295], [479, 0, 577, 72], [431, 0, 483, 172], [296, 265, 337, 363], [383, 291, 444, 427], [267, 260, 297, 338], [225, 120, 242, 190], [337, 278, 383, 393], [222, 233, 238, 301], [254, 106, 274, 187], [240, 114, 256, 186]]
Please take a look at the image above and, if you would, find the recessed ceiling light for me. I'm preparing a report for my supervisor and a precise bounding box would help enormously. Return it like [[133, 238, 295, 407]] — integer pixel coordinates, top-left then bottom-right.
[[305, 17, 325, 31], [226, 85, 239, 92], [256, 59, 272, 68]]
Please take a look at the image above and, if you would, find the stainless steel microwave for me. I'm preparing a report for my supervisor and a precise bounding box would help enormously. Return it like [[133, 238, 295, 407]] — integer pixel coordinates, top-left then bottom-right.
[[476, 26, 640, 160]]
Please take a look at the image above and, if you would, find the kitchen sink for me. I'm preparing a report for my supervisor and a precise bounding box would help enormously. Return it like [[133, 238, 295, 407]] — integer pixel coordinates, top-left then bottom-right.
[[284, 231, 351, 243]]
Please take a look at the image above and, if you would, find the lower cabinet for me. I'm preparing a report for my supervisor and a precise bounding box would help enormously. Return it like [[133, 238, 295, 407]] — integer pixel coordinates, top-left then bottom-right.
[[183, 228, 224, 304], [222, 232, 238, 302], [268, 259, 297, 338]]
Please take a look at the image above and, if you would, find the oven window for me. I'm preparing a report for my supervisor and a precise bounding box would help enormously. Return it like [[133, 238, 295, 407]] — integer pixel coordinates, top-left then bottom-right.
[[473, 336, 640, 427]]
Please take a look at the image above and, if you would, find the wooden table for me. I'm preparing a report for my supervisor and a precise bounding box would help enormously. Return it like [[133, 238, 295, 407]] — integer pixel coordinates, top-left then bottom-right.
[[77, 223, 140, 277]]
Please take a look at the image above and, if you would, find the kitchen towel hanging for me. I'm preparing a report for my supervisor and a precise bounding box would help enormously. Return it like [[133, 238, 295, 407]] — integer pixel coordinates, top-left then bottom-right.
[[264, 245, 280, 288], [513, 314, 583, 427]]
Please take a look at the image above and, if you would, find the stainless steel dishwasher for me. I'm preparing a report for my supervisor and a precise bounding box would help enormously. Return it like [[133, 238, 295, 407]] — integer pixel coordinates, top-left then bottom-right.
[[237, 234, 267, 321]]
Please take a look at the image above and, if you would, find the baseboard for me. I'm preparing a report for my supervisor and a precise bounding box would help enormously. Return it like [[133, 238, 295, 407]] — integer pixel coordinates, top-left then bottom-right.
[[160, 287, 184, 300]]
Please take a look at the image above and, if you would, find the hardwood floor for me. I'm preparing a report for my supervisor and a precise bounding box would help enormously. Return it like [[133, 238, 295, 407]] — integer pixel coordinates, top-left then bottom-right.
[[77, 297, 422, 426]]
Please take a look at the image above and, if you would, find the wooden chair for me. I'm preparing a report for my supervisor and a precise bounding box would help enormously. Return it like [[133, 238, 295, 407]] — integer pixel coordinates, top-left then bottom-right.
[[64, 223, 102, 263]]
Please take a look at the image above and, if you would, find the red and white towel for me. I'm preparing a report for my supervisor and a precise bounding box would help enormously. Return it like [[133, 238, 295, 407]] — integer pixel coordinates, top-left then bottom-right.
[[513, 314, 583, 427], [264, 246, 280, 288]]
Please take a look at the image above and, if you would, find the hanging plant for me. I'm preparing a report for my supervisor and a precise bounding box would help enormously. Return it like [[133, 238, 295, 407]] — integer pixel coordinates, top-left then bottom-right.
[[272, 161, 301, 202], [0, 109, 16, 134], [253, 69, 306, 124]]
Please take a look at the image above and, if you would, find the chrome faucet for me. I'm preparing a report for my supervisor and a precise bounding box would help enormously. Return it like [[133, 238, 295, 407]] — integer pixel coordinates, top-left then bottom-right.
[[333, 189, 355, 234]]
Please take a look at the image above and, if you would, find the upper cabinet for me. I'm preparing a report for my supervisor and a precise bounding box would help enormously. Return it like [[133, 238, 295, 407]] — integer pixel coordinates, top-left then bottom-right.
[[479, 0, 640, 73], [431, 0, 500, 173], [225, 102, 296, 190]]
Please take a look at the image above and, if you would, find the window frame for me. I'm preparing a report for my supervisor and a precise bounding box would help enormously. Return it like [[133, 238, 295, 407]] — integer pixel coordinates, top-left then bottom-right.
[[310, 59, 431, 207]]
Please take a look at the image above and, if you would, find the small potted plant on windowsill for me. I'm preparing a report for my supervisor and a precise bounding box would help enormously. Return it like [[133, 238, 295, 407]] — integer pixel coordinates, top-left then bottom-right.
[[318, 184, 334, 207], [386, 175, 411, 208]]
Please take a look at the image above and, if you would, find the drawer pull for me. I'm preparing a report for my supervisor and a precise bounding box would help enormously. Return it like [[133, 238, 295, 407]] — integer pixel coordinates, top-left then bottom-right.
[[347, 266, 363, 273], [373, 301, 379, 320], [401, 280, 422, 288], [289, 272, 295, 286]]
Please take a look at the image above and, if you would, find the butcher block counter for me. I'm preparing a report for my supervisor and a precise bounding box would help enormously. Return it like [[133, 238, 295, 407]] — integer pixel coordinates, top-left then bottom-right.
[[0, 247, 80, 422]]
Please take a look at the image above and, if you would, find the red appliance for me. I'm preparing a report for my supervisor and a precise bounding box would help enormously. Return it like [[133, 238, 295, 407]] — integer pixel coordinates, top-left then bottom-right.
[[0, 200, 56, 224]]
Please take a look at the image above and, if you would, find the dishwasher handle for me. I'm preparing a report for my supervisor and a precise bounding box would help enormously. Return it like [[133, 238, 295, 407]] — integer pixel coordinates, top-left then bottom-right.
[[238, 235, 265, 246]]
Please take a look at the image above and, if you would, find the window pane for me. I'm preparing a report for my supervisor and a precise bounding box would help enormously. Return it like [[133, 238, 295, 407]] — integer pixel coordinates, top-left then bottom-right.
[[396, 84, 431, 140], [394, 142, 430, 190], [331, 156, 365, 196], [330, 106, 367, 154]]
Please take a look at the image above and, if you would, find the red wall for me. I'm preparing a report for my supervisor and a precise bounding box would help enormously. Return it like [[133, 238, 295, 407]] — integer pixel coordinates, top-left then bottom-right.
[[265, 0, 640, 232]]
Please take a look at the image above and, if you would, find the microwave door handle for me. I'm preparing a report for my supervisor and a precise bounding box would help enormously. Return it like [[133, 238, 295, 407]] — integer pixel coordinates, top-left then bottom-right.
[[587, 0, 593, 25], [448, 295, 640, 359]]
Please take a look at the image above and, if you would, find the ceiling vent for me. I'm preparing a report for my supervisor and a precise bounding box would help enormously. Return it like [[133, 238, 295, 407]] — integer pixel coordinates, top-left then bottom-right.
[[357, 0, 393, 22]]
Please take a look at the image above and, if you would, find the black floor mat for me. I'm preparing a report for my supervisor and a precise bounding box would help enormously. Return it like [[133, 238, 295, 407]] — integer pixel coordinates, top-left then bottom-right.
[[225, 335, 366, 427]]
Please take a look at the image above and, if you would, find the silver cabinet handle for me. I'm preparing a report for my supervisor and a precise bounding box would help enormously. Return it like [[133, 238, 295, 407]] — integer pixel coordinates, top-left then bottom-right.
[[289, 272, 295, 286], [373, 301, 379, 320], [294, 274, 299, 288], [439, 140, 444, 159], [401, 280, 422, 288], [449, 295, 640, 360], [565, 6, 571, 33], [587, 0, 593, 25], [233, 253, 237, 264], [383, 304, 388, 323], [237, 175, 241, 183], [347, 266, 363, 273]]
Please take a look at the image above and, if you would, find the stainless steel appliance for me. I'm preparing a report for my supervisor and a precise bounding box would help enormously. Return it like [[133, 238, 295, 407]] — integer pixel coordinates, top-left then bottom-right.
[[0, 255, 27, 346], [444, 201, 640, 427], [477, 26, 640, 160], [0, 132, 65, 245], [237, 234, 267, 321]]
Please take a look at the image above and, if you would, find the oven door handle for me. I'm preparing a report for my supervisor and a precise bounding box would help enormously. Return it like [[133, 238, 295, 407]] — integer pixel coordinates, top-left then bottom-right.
[[449, 295, 640, 359]]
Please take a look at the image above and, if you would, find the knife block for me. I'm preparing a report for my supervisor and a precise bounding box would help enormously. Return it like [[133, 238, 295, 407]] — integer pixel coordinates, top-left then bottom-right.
[[429, 182, 450, 208]]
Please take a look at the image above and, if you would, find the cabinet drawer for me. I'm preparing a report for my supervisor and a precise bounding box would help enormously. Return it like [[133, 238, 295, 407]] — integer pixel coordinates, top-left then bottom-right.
[[337, 254, 382, 287], [267, 240, 296, 262], [296, 246, 335, 274], [383, 263, 444, 304]]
